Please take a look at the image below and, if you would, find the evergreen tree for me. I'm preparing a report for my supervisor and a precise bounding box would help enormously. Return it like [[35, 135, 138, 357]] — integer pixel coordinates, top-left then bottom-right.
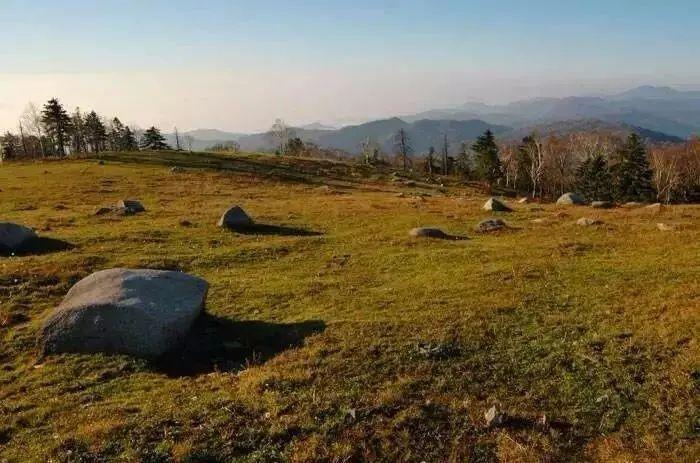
[[140, 126, 171, 150], [472, 130, 502, 185], [613, 134, 655, 202], [1, 132, 20, 160], [515, 136, 535, 194], [455, 142, 473, 178], [70, 108, 87, 154], [575, 153, 612, 201], [108, 117, 125, 151], [84, 111, 107, 153], [121, 126, 139, 151], [41, 98, 72, 156]]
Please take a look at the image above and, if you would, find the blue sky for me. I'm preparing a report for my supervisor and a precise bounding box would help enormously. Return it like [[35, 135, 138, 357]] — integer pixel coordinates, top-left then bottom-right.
[[1, 0, 699, 131]]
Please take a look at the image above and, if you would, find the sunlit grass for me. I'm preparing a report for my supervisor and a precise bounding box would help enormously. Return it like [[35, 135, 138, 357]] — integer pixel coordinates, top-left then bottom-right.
[[0, 152, 698, 462]]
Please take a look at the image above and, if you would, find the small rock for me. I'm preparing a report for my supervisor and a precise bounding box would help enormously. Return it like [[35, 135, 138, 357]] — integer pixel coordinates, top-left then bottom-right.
[[116, 199, 146, 214], [179, 219, 193, 227], [95, 207, 113, 216], [409, 227, 450, 239], [622, 202, 643, 208], [484, 405, 504, 427], [556, 192, 586, 206], [644, 203, 662, 213], [404, 180, 416, 187], [475, 219, 507, 233], [518, 197, 529, 204], [395, 192, 406, 198], [0, 222, 37, 252], [218, 206, 253, 230], [576, 217, 603, 226], [591, 201, 612, 209], [170, 166, 183, 173], [657, 223, 675, 232], [483, 197, 512, 212], [97, 160, 105, 165]]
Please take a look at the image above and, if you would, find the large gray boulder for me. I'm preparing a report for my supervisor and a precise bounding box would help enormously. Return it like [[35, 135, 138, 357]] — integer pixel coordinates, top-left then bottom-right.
[[482, 197, 512, 212], [218, 206, 253, 229], [557, 193, 586, 206], [0, 222, 37, 252], [40, 268, 208, 357]]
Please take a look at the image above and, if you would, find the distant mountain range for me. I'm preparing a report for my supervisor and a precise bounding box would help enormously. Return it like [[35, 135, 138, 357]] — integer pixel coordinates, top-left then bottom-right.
[[167, 86, 698, 154], [403, 86, 700, 138]]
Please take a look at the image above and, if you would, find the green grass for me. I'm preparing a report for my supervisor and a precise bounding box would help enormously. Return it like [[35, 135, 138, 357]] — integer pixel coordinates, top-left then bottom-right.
[[0, 152, 698, 462]]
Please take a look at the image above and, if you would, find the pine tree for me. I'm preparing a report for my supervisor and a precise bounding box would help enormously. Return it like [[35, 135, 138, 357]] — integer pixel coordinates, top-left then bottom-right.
[[121, 127, 139, 151], [84, 111, 107, 153], [108, 117, 125, 151], [140, 126, 171, 151], [1, 132, 20, 160], [613, 134, 655, 202], [70, 108, 87, 154], [575, 153, 612, 201], [472, 129, 502, 185], [455, 142, 473, 178], [41, 98, 72, 156]]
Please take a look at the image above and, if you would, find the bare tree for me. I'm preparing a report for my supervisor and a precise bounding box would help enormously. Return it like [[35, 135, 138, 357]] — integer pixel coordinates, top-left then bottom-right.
[[20, 102, 45, 158], [184, 135, 195, 152], [393, 128, 412, 171], [268, 119, 295, 155], [360, 136, 380, 165], [441, 132, 449, 175], [174, 127, 182, 151]]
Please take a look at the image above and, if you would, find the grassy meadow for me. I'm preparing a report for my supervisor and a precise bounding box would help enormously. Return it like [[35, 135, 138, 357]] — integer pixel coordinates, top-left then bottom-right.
[[0, 151, 698, 462]]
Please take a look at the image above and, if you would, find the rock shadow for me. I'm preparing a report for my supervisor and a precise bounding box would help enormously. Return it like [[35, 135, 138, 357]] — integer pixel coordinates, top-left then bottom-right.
[[1, 237, 75, 257], [228, 224, 322, 237], [154, 314, 326, 377]]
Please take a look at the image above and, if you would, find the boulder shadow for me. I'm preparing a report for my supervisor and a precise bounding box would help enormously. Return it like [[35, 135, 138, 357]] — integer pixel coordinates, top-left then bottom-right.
[[1, 237, 75, 257], [154, 314, 326, 377], [230, 224, 322, 237]]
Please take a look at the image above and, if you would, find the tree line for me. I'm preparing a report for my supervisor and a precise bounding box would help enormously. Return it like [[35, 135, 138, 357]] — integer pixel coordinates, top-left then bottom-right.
[[375, 128, 698, 204], [0, 98, 175, 159]]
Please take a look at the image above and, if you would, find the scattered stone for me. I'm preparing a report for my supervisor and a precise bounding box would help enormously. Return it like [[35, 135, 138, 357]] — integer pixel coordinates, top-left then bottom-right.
[[531, 218, 547, 224], [95, 207, 113, 216], [116, 199, 146, 214], [179, 219, 193, 227], [40, 268, 209, 357], [482, 197, 512, 212], [556, 192, 586, 206], [0, 222, 37, 252], [395, 192, 406, 198], [576, 217, 603, 226], [218, 206, 253, 230], [475, 218, 507, 233], [591, 201, 613, 209], [644, 203, 663, 213], [409, 227, 450, 239], [484, 405, 504, 427], [518, 197, 529, 204], [414, 341, 459, 359], [403, 180, 416, 187], [622, 202, 643, 208], [170, 166, 183, 173], [657, 223, 675, 232]]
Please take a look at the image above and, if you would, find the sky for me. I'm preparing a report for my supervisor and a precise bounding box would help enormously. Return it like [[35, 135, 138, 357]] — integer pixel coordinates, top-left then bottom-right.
[[1, 0, 700, 133]]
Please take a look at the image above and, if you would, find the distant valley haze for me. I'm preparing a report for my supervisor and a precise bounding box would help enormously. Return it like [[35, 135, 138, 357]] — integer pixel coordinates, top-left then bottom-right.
[[2, 1, 699, 141]]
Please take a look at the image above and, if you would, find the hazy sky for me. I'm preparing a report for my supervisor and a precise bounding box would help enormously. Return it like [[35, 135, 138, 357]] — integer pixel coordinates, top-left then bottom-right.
[[2, 0, 699, 132]]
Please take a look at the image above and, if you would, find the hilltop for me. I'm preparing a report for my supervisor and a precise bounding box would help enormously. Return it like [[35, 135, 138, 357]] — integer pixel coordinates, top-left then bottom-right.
[[0, 151, 697, 461]]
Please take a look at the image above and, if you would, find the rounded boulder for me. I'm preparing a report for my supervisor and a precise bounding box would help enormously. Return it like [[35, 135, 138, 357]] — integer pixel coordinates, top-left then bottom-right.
[[40, 268, 209, 357]]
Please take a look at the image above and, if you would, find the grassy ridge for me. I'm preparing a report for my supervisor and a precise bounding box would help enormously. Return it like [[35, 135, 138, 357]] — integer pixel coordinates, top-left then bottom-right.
[[0, 152, 698, 462]]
